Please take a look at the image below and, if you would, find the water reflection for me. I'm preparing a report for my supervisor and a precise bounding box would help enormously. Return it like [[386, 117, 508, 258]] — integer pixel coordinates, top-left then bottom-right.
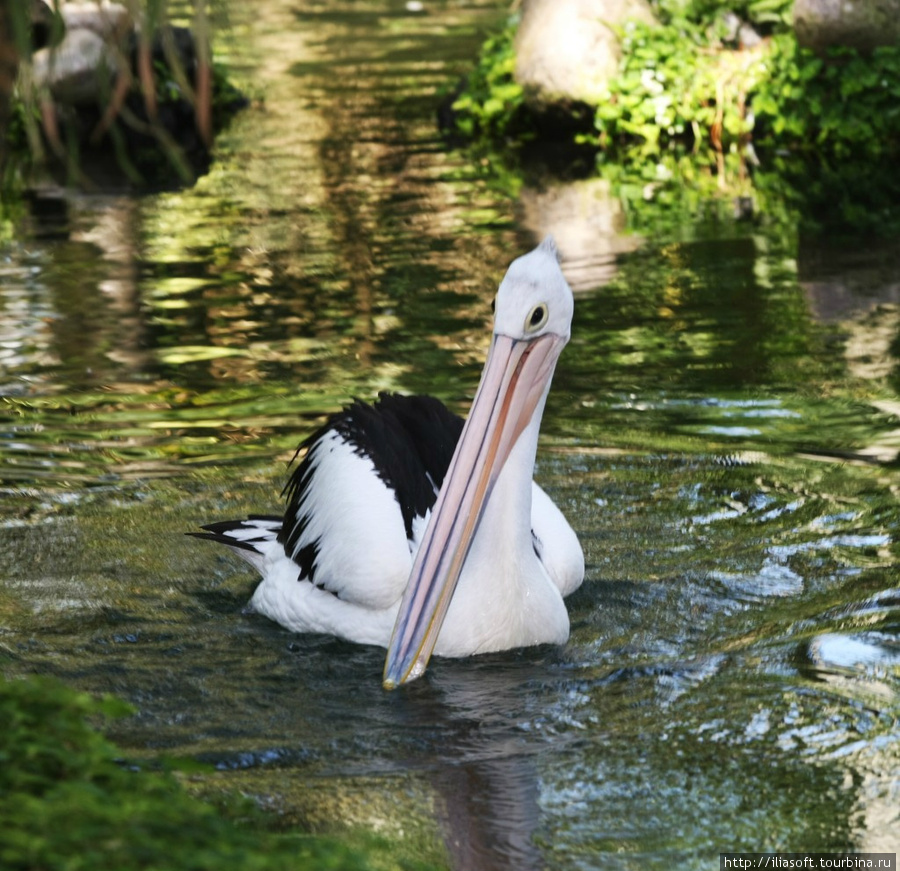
[[393, 665, 556, 871], [799, 236, 900, 391], [433, 755, 542, 871], [1, 437, 898, 863], [518, 177, 642, 291]]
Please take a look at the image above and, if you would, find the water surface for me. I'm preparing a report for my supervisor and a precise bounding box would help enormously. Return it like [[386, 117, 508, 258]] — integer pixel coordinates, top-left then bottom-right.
[[1, 0, 899, 867]]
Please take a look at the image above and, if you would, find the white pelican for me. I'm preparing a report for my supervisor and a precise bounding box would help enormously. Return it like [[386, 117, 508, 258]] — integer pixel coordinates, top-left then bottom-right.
[[192, 237, 584, 687]]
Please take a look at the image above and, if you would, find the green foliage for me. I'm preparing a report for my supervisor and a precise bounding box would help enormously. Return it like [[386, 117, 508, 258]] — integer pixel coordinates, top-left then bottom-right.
[[447, 18, 525, 139], [447, 0, 900, 168], [5, 0, 248, 188], [752, 35, 900, 159], [660, 0, 793, 30], [0, 675, 396, 871], [594, 19, 766, 156], [732, 0, 793, 29]]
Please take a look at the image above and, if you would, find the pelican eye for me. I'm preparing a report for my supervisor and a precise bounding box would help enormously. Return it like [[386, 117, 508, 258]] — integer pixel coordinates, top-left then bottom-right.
[[525, 303, 548, 333]]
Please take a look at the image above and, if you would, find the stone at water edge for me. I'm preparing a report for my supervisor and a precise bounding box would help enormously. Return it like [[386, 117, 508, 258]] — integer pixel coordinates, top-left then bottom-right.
[[514, 0, 657, 112]]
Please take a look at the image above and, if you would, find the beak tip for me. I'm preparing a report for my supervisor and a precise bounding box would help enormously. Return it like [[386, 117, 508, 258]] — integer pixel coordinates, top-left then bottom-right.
[[382, 655, 405, 691], [382, 652, 428, 690]]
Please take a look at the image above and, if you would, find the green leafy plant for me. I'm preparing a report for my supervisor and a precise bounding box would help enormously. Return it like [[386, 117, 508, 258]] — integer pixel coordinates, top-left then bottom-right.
[[0, 675, 415, 871], [753, 35, 900, 159], [665, 0, 793, 30], [446, 0, 900, 167], [446, 18, 526, 139], [594, 18, 767, 156]]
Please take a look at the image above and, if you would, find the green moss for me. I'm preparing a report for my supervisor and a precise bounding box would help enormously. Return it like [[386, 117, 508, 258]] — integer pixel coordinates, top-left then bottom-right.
[[0, 675, 435, 871]]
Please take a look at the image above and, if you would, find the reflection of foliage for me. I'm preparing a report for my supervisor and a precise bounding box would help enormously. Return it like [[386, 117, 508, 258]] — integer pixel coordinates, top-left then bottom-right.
[[0, 675, 432, 871], [595, 143, 900, 247], [0, 167, 26, 243], [568, 223, 836, 396], [595, 152, 767, 239], [753, 153, 900, 235]]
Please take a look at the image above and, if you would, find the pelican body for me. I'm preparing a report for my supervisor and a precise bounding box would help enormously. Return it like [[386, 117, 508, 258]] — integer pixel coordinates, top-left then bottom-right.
[[192, 238, 583, 687]]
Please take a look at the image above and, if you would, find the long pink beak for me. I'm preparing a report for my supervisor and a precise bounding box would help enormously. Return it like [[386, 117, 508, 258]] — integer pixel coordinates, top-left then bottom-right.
[[382, 330, 566, 689]]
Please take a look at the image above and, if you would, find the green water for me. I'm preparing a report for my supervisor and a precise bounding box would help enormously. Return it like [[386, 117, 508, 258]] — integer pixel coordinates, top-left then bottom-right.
[[1, 0, 898, 867]]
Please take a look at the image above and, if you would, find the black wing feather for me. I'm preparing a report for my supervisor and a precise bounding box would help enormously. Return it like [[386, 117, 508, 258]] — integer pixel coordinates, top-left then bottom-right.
[[187, 516, 282, 553], [279, 393, 464, 576]]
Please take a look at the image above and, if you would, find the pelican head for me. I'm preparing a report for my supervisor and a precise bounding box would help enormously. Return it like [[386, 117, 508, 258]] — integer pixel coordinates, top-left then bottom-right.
[[383, 237, 575, 688]]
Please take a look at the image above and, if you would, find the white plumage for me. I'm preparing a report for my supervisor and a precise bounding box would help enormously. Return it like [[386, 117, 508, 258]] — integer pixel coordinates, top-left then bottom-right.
[[193, 238, 584, 686]]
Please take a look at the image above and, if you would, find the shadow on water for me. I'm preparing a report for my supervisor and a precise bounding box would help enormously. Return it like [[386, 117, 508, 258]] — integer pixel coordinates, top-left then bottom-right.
[[1, 0, 900, 867]]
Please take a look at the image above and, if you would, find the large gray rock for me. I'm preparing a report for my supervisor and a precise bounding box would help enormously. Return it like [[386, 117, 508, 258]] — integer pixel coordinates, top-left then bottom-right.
[[793, 0, 900, 51], [514, 0, 657, 110]]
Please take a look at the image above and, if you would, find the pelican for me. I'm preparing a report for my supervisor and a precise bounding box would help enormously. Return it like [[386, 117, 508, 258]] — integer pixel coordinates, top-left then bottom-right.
[[191, 237, 584, 687]]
